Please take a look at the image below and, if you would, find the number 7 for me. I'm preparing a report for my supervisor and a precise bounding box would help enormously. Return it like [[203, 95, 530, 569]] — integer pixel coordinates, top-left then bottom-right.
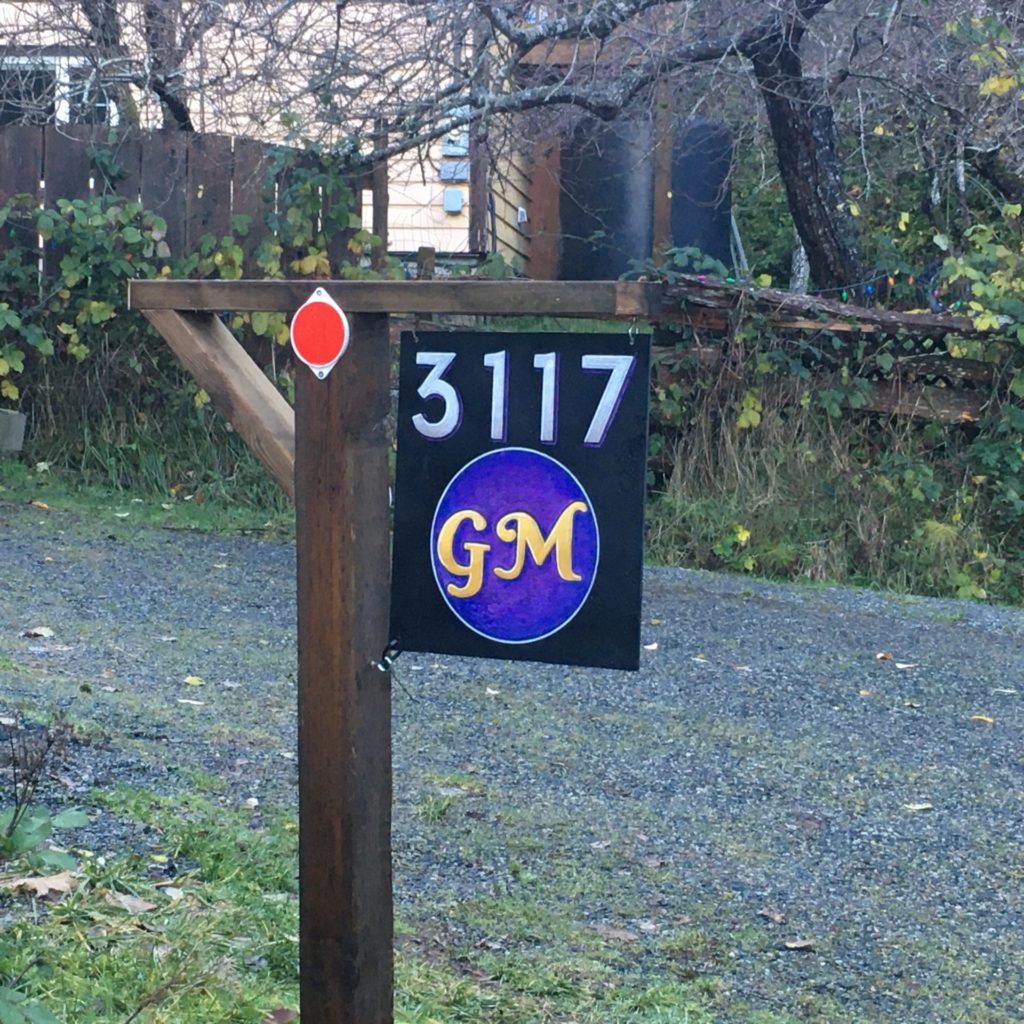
[[582, 354, 637, 446]]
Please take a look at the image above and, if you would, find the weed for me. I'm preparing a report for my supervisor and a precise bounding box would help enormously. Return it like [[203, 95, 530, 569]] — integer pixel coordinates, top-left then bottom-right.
[[0, 714, 87, 871], [415, 793, 458, 823]]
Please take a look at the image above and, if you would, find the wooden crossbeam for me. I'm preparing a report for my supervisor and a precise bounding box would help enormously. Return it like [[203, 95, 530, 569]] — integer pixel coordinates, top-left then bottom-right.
[[129, 279, 664, 317], [131, 276, 981, 340]]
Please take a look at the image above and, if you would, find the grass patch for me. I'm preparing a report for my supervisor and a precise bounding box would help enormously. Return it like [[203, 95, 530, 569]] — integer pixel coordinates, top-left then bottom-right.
[[0, 458, 293, 537], [0, 787, 736, 1023]]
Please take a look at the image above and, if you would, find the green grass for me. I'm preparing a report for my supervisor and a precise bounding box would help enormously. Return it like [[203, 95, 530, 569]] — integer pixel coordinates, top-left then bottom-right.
[[0, 787, 734, 1024], [0, 457, 293, 537]]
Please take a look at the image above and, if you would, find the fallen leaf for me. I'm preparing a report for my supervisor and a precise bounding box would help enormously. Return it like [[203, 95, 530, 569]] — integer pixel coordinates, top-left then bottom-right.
[[177, 699, 205, 706], [485, 687, 500, 696], [993, 688, 1017, 696], [105, 892, 157, 913], [184, 675, 205, 686], [113, 511, 130, 519], [783, 939, 815, 952], [2, 871, 76, 898], [589, 923, 639, 942], [590, 840, 612, 850], [875, 651, 893, 661], [649, 618, 663, 626], [758, 907, 786, 925], [261, 1010, 298, 1024], [895, 663, 918, 670], [732, 664, 752, 672], [643, 642, 659, 651], [903, 802, 934, 813], [213, 563, 228, 569], [30, 500, 50, 510], [859, 689, 876, 698], [162, 887, 184, 901], [244, 797, 260, 810], [970, 715, 995, 725], [638, 920, 660, 933], [22, 626, 54, 638], [903, 699, 922, 709]]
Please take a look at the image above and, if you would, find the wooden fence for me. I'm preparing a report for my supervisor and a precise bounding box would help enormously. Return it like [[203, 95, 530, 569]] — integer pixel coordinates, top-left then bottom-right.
[[0, 126, 373, 276]]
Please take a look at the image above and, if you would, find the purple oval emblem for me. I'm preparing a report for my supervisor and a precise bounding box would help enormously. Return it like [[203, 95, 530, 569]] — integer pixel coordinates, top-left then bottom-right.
[[430, 448, 599, 644]]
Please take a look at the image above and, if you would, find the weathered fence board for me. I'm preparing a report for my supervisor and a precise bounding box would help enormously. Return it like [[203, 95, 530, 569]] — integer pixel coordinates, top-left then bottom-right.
[[42, 127, 95, 279], [186, 133, 234, 249], [106, 134, 143, 201], [0, 126, 43, 256], [232, 136, 274, 275], [141, 131, 189, 256], [0, 127, 368, 276]]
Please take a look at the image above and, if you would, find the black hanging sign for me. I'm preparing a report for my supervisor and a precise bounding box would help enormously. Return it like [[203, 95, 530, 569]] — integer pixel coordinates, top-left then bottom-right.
[[390, 331, 650, 670]]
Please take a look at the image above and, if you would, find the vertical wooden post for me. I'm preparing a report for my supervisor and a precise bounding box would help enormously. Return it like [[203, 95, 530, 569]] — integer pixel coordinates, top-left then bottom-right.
[[295, 312, 394, 1024]]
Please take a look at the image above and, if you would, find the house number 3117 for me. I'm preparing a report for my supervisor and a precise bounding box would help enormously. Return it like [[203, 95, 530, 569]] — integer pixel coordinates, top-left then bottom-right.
[[412, 350, 636, 447]]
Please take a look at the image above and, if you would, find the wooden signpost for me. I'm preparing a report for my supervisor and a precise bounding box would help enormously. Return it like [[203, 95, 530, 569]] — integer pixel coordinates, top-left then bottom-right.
[[130, 278, 659, 1024], [129, 274, 974, 1022]]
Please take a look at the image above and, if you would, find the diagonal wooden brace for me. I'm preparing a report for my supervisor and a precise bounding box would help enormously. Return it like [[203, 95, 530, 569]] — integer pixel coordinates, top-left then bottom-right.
[[141, 309, 296, 499]]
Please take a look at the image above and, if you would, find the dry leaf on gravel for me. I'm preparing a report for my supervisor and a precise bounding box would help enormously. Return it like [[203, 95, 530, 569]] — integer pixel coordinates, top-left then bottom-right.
[[184, 675, 205, 686], [970, 715, 995, 725], [783, 939, 815, 952], [875, 651, 893, 661], [589, 923, 639, 942], [105, 892, 157, 913], [758, 907, 786, 925], [177, 699, 205, 706], [903, 802, 934, 813], [2, 871, 76, 898], [22, 625, 54, 638], [895, 662, 919, 670], [30, 500, 49, 510]]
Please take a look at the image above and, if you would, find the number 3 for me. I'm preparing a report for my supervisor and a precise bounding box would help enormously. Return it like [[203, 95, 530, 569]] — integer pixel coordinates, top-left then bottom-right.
[[412, 352, 461, 440]]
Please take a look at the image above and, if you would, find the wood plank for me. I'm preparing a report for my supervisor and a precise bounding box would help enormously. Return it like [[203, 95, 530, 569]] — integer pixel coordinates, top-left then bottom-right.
[[141, 130, 188, 257], [661, 276, 979, 337], [860, 380, 985, 422], [185, 133, 233, 251], [140, 309, 295, 498], [295, 313, 393, 1024], [230, 137, 272, 275], [526, 136, 561, 279], [0, 125, 43, 257], [0, 125, 43, 205], [129, 279, 665, 317], [370, 126, 389, 270], [101, 133, 143, 201], [43, 126, 94, 204], [43, 126, 95, 280]]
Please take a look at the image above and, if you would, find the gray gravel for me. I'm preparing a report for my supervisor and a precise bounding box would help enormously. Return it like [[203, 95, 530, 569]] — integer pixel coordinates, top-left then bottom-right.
[[1, 498, 1023, 1022]]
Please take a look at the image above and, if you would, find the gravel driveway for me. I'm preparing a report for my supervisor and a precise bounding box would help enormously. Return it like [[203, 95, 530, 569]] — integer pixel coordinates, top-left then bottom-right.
[[2, 497, 1023, 1022]]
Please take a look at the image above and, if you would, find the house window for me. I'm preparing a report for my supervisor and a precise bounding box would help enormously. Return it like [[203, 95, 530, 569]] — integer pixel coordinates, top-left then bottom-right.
[[0, 57, 114, 127]]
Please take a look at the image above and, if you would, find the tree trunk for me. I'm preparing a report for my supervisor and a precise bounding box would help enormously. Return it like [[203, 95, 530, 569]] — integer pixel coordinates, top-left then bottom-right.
[[747, 32, 862, 295]]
